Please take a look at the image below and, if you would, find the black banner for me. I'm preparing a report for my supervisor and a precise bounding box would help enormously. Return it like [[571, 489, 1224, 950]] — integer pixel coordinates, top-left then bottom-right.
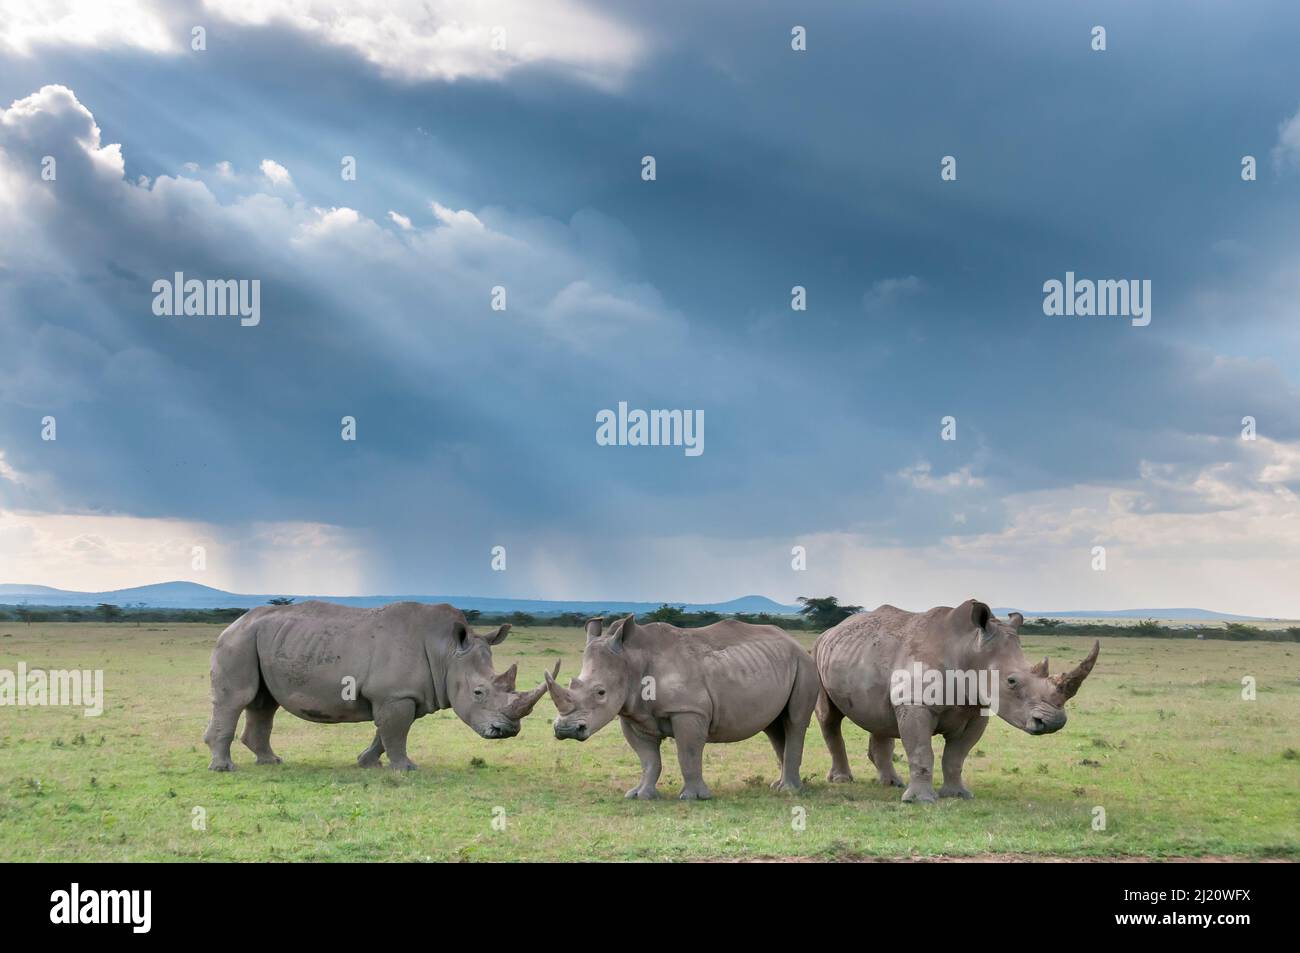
[[9, 860, 1286, 940]]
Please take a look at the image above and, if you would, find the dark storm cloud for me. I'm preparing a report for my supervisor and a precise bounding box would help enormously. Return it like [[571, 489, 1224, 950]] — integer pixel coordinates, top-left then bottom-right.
[[2, 0, 1299, 598]]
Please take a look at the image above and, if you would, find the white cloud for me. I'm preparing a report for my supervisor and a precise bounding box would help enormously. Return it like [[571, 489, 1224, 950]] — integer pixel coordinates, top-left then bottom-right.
[[0, 0, 176, 56], [0, 1, 647, 87], [0, 451, 24, 485], [431, 201, 484, 230], [1272, 105, 1300, 171], [539, 279, 687, 355], [203, 0, 647, 87], [387, 210, 413, 230], [296, 205, 361, 240], [0, 510, 369, 594], [0, 85, 125, 181], [259, 158, 293, 187], [897, 460, 985, 493]]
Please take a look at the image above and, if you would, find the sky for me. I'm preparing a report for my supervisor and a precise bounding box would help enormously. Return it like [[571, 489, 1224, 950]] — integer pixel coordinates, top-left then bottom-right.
[[1, 0, 1299, 615]]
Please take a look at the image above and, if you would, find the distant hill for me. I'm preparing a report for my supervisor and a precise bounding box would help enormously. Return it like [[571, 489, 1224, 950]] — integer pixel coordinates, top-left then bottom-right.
[[999, 607, 1277, 622], [0, 582, 802, 616]]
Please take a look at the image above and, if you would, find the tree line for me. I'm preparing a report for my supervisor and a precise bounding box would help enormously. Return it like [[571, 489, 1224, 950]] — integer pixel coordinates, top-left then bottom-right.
[[2, 597, 1295, 642]]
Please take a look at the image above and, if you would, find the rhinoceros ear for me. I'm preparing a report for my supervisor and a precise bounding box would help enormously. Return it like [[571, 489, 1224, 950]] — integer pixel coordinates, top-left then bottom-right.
[[967, 598, 993, 642], [453, 621, 472, 654], [1008, 611, 1024, 629], [585, 617, 604, 644], [606, 614, 635, 655], [482, 623, 511, 646]]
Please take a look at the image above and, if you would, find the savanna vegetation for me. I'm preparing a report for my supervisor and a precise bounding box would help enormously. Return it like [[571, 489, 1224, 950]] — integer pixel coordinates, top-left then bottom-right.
[[0, 621, 1295, 861]]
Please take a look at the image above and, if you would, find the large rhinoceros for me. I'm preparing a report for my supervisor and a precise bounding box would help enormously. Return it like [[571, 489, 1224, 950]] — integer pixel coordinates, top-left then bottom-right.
[[203, 600, 554, 771], [814, 600, 1098, 802], [545, 615, 820, 800]]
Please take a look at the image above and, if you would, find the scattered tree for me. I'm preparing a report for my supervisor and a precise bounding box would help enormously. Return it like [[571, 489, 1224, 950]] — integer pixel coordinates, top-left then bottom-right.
[[647, 603, 686, 625], [797, 596, 863, 631]]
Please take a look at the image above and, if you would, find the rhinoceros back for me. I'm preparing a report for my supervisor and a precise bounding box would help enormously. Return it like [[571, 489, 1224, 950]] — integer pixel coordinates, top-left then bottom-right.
[[218, 601, 443, 724], [649, 620, 816, 742]]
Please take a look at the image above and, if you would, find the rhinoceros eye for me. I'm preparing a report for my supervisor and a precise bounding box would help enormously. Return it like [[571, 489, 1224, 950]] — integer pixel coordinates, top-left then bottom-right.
[[1006, 675, 1020, 689], [473, 687, 486, 698], [595, 688, 606, 698]]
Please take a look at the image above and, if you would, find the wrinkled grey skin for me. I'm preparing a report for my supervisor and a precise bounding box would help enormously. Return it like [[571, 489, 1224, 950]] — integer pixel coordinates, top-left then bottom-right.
[[547, 615, 820, 800], [204, 601, 554, 771], [814, 600, 1099, 803]]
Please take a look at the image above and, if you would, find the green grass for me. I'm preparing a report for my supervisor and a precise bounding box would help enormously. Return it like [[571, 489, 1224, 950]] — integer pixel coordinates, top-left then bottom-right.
[[0, 623, 1296, 861]]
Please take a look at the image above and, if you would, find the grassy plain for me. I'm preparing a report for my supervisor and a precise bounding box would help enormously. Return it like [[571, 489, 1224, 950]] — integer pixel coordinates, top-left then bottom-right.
[[0, 622, 1295, 861]]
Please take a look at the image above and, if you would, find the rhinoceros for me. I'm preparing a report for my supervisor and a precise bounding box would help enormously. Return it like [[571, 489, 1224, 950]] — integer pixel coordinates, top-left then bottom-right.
[[545, 615, 820, 800], [813, 600, 1098, 802], [203, 601, 554, 771]]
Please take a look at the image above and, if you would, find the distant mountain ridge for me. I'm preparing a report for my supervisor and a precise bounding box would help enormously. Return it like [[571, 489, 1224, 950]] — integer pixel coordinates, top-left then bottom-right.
[[0, 582, 802, 616], [998, 607, 1277, 622], [0, 582, 1281, 621]]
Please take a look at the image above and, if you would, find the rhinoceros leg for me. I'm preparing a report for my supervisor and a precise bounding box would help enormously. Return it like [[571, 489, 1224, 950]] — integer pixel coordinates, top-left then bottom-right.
[[771, 664, 817, 793], [356, 730, 385, 768], [938, 714, 987, 799], [374, 698, 418, 770], [763, 723, 786, 782], [815, 689, 855, 783], [896, 705, 939, 804], [204, 628, 262, 771], [869, 734, 905, 788], [620, 717, 662, 800], [204, 704, 245, 772], [671, 713, 712, 800], [240, 697, 283, 765]]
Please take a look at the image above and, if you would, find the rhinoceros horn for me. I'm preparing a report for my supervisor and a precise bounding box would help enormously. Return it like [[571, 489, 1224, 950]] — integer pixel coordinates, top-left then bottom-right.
[[506, 661, 560, 719], [544, 664, 578, 714], [1052, 640, 1099, 700], [1029, 657, 1049, 677]]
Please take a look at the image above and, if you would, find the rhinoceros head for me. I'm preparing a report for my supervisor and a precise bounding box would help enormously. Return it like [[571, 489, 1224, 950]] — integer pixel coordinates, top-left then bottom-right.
[[446, 621, 558, 739], [967, 601, 1099, 735], [547, 615, 634, 742]]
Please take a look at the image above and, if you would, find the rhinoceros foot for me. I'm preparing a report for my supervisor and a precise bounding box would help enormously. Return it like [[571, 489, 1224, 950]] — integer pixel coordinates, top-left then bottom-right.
[[769, 778, 802, 794], [208, 758, 236, 772], [387, 758, 418, 771], [357, 753, 383, 768], [678, 783, 713, 801], [879, 775, 905, 788], [255, 754, 283, 766], [625, 785, 660, 800], [826, 769, 855, 784], [938, 783, 974, 799], [901, 784, 937, 804]]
